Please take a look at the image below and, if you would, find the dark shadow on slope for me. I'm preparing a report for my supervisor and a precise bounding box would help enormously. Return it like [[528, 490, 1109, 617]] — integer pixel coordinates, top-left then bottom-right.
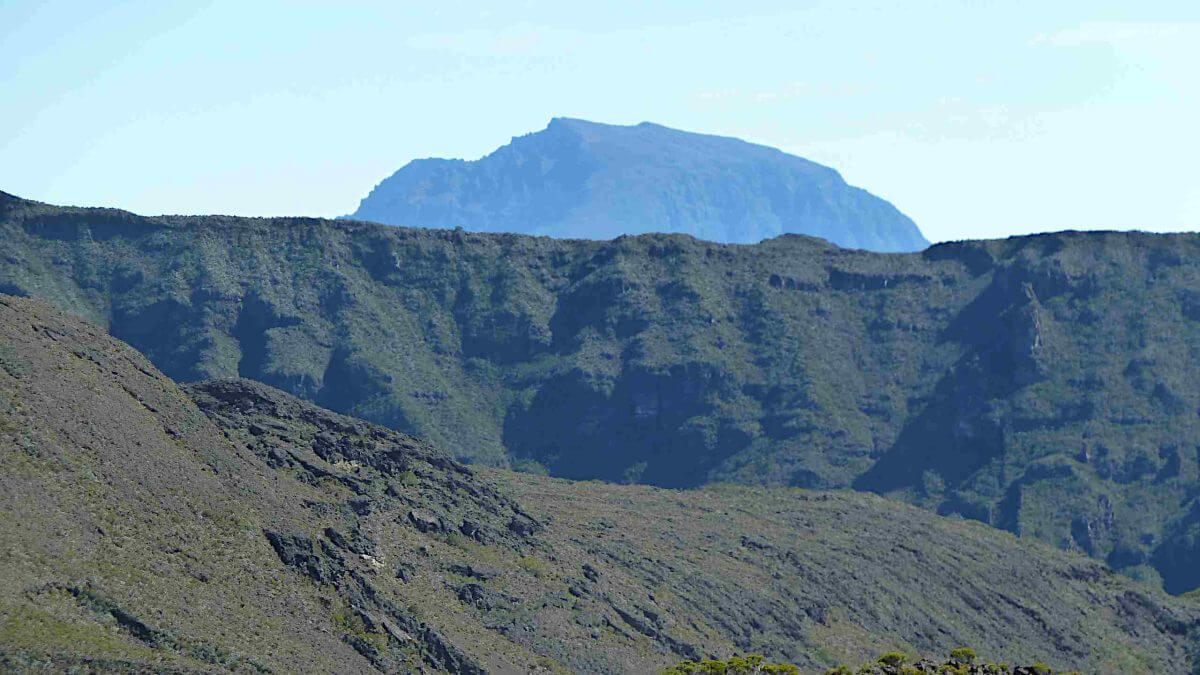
[[1154, 500, 1200, 595], [315, 348, 411, 434], [854, 267, 1046, 498], [109, 295, 208, 382], [0, 282, 29, 298], [502, 363, 752, 488], [233, 291, 302, 381], [852, 354, 1007, 497]]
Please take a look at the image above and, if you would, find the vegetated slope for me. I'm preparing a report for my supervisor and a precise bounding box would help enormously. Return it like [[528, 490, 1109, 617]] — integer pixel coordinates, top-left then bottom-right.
[[3, 191, 1200, 596], [0, 295, 514, 673], [1, 296, 1198, 674], [348, 118, 928, 252]]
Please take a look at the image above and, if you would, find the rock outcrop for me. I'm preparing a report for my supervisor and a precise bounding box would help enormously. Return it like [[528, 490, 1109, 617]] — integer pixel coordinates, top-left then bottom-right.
[[4, 295, 1200, 672], [5, 193, 1200, 592]]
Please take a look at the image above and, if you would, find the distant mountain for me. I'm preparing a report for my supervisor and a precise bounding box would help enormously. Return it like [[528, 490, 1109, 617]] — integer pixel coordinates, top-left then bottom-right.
[[349, 118, 929, 251]]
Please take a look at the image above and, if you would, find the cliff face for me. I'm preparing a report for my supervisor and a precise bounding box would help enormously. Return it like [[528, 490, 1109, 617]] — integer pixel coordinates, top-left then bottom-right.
[[2, 294, 1198, 673], [349, 118, 929, 251], [3, 193, 1200, 593]]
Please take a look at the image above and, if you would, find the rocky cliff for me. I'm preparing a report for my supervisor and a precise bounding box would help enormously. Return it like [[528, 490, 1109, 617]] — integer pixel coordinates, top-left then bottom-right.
[[2, 295, 1198, 672], [3, 191, 1200, 594]]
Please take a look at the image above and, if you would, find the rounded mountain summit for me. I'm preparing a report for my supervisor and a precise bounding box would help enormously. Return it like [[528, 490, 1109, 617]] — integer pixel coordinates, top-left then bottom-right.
[[348, 118, 929, 252]]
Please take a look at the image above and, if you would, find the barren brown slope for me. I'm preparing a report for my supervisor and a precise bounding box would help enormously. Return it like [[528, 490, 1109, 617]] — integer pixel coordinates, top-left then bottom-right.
[[1, 294, 1199, 673]]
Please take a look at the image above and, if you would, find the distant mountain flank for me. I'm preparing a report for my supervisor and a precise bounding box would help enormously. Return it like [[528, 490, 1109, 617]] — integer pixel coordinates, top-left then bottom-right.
[[349, 118, 929, 252]]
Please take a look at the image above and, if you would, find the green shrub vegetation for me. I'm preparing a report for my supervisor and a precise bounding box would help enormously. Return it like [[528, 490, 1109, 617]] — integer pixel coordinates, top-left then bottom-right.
[[5, 193, 1200, 594], [2, 294, 1197, 673], [948, 648, 976, 664], [661, 654, 800, 674], [664, 649, 1079, 675]]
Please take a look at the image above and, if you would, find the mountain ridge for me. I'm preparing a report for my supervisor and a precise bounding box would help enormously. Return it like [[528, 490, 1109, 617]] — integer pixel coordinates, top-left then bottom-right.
[[2, 193, 1200, 597], [2, 293, 1199, 673], [348, 118, 929, 251]]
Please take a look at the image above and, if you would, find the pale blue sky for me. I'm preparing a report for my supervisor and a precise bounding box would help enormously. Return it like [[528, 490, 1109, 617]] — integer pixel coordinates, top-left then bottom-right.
[[2, 1, 1197, 243]]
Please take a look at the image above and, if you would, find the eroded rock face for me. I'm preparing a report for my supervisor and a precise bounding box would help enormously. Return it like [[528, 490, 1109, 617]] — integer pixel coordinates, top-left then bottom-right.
[[4, 295, 1200, 673], [185, 378, 533, 555], [266, 531, 346, 584], [265, 528, 484, 674], [408, 509, 444, 533], [7, 192, 1200, 590]]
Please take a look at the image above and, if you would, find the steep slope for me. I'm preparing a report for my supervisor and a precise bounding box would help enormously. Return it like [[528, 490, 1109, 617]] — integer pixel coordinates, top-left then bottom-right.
[[349, 118, 928, 252], [3, 192, 1200, 594], [2, 295, 1199, 673], [0, 295, 533, 673]]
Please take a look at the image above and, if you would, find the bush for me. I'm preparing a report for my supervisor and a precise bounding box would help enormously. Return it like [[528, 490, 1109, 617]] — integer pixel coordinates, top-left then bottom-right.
[[949, 648, 976, 664], [665, 650, 1051, 675], [661, 660, 699, 675], [517, 555, 551, 578], [659, 655, 798, 675]]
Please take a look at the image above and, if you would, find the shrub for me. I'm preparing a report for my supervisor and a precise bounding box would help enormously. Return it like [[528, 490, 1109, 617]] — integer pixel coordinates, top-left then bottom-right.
[[666, 650, 1050, 675], [949, 648, 976, 664], [661, 660, 699, 675], [660, 655, 798, 675], [517, 555, 551, 578]]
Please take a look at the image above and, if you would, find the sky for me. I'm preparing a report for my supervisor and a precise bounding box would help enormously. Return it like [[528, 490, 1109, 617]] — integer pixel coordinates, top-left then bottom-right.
[[2, 1, 1198, 243]]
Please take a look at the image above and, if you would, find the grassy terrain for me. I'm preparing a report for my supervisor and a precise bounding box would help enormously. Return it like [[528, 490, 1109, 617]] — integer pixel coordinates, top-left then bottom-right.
[[2, 190, 1200, 595], [1, 295, 1198, 673]]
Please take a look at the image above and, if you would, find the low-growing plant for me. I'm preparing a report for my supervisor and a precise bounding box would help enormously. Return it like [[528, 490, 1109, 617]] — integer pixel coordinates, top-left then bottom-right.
[[660, 654, 798, 674], [668, 650, 1058, 675], [517, 554, 551, 578], [948, 648, 976, 664]]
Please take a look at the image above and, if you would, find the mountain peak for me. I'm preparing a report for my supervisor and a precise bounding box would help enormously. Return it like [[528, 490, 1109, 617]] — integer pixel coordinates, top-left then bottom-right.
[[350, 119, 928, 251]]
